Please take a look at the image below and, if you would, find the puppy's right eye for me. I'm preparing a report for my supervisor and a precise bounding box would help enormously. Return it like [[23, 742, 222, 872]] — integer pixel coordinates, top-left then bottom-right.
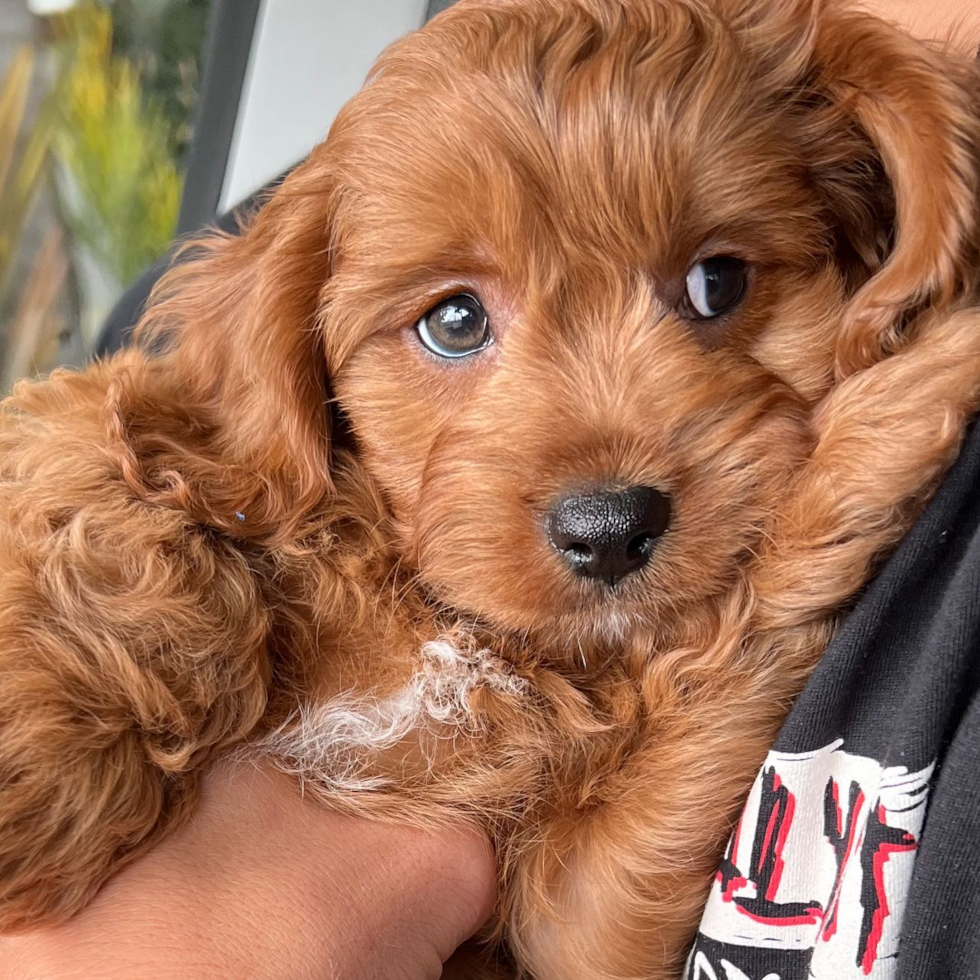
[[416, 294, 492, 358]]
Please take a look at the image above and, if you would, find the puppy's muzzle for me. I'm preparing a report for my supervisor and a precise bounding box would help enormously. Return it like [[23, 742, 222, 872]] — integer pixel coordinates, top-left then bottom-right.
[[547, 486, 671, 588]]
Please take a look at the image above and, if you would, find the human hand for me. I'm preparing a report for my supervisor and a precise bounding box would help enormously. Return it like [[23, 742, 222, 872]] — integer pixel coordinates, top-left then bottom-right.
[[0, 763, 496, 980]]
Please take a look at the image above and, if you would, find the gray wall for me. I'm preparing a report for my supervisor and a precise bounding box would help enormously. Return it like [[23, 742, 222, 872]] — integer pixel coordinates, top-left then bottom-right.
[[221, 0, 429, 210]]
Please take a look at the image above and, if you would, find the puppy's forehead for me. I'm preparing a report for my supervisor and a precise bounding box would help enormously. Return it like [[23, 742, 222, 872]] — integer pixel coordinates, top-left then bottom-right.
[[327, 0, 820, 282]]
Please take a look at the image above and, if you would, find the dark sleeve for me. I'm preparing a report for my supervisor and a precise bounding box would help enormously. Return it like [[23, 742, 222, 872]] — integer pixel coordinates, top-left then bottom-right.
[[899, 678, 980, 979]]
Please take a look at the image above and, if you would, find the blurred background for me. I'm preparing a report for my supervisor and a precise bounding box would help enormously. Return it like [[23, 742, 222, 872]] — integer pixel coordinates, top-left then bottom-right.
[[0, 0, 453, 395]]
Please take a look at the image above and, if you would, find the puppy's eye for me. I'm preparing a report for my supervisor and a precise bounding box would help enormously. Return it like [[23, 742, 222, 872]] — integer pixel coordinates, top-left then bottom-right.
[[416, 294, 492, 358], [683, 257, 747, 319]]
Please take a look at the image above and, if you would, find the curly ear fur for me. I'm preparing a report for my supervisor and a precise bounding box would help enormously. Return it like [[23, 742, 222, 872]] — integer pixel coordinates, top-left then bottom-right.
[[734, 0, 980, 375], [0, 165, 339, 929], [127, 164, 338, 543], [817, 9, 980, 376], [0, 360, 274, 929], [772, 1, 980, 376]]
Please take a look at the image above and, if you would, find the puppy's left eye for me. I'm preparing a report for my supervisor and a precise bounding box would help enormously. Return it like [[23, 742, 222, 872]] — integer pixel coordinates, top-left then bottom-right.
[[416, 293, 492, 358], [683, 257, 747, 319]]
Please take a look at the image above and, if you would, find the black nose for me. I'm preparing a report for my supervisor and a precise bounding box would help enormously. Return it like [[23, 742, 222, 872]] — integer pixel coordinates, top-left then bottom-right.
[[547, 486, 671, 587]]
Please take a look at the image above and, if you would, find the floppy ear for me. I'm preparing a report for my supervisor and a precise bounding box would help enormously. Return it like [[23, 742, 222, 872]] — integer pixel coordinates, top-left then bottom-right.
[[815, 6, 980, 377], [734, 0, 979, 378], [122, 162, 337, 543]]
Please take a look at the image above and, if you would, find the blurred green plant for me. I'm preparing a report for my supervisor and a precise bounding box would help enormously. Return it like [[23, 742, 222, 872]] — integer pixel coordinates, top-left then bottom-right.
[[111, 0, 210, 161], [1, 0, 196, 391], [53, 2, 181, 287], [0, 46, 68, 392], [0, 47, 57, 307]]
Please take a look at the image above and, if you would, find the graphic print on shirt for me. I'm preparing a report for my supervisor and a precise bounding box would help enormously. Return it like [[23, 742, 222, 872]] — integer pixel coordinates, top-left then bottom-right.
[[685, 740, 934, 980]]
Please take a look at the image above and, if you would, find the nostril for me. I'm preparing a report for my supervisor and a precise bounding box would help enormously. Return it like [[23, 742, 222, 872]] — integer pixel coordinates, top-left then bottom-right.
[[565, 542, 594, 565], [626, 531, 654, 564]]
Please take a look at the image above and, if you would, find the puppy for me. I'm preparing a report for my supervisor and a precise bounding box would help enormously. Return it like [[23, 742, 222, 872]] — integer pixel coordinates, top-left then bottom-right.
[[2, 0, 980, 977]]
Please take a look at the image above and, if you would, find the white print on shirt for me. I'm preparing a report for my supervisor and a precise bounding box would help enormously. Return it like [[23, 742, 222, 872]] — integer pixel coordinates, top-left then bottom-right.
[[688, 740, 934, 980]]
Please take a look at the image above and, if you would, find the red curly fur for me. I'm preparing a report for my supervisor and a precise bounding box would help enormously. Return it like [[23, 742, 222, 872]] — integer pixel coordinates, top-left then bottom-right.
[[2, 1, 980, 977]]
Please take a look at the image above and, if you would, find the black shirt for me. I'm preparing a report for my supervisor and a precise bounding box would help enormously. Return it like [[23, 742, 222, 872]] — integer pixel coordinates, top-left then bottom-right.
[[686, 420, 980, 980]]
